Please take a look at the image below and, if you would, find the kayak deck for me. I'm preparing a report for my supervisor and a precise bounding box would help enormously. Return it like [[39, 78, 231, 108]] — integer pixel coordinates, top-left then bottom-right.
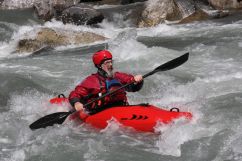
[[80, 104, 192, 132]]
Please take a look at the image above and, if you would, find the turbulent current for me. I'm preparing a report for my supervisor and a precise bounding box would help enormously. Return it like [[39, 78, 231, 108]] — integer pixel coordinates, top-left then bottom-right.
[[1, 5, 242, 161]]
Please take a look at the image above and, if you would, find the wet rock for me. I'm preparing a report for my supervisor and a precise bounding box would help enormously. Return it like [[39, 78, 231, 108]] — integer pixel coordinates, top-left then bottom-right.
[[80, 0, 101, 2], [208, 0, 242, 9], [138, 0, 181, 27], [89, 0, 120, 5], [97, 1, 145, 27], [17, 39, 44, 53], [178, 9, 209, 24], [33, 0, 54, 21], [61, 3, 104, 25], [16, 28, 107, 53], [33, 0, 79, 21], [175, 0, 196, 18], [138, 0, 229, 27], [0, 0, 36, 9], [80, 0, 146, 5], [119, 0, 147, 5], [174, 0, 209, 23], [36, 28, 69, 45], [195, 0, 229, 18]]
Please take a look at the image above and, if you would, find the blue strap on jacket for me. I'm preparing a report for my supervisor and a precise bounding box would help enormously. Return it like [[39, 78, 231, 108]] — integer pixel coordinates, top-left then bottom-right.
[[105, 79, 122, 92]]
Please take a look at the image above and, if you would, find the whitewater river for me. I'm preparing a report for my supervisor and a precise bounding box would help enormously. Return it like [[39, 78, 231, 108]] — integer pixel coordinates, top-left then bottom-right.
[[1, 6, 242, 161]]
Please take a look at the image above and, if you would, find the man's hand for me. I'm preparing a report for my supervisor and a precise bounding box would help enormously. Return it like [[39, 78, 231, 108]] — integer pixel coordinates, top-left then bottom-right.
[[74, 102, 84, 111], [134, 75, 143, 84]]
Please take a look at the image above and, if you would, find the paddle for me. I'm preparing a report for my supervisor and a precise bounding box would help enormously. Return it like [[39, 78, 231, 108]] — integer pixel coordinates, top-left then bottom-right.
[[29, 52, 189, 130]]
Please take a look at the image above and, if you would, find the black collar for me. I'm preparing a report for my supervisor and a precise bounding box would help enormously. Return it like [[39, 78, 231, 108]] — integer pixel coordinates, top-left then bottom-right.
[[97, 68, 108, 78]]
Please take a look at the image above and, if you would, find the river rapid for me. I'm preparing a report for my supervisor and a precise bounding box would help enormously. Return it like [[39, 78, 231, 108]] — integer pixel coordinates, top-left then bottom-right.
[[1, 4, 242, 161]]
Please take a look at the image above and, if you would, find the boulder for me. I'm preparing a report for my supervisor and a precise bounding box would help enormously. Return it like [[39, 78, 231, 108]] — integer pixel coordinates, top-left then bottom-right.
[[138, 0, 181, 27], [138, 0, 229, 27], [0, 0, 36, 9], [80, 0, 146, 5], [195, 0, 229, 19], [208, 0, 242, 9], [61, 3, 104, 25], [93, 0, 120, 4], [33, 0, 54, 21], [33, 0, 79, 21], [16, 28, 107, 53], [17, 39, 44, 53]]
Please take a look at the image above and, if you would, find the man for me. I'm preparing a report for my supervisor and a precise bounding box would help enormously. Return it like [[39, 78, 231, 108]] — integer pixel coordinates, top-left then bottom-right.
[[69, 50, 143, 114]]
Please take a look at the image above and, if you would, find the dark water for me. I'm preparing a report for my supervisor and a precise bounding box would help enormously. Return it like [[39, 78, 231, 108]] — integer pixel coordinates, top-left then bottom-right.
[[1, 3, 242, 161]]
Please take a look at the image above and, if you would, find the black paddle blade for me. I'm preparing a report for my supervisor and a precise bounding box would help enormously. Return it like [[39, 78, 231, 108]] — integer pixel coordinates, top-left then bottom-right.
[[29, 111, 72, 130], [155, 52, 189, 71], [143, 52, 189, 78]]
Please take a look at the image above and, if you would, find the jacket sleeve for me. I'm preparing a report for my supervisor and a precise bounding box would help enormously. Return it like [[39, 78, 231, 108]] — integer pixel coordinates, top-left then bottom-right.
[[114, 72, 143, 92], [68, 74, 100, 107], [127, 80, 143, 92], [68, 83, 89, 107]]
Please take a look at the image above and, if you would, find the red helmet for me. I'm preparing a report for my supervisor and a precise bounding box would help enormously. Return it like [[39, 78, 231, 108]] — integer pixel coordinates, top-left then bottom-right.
[[92, 50, 112, 67]]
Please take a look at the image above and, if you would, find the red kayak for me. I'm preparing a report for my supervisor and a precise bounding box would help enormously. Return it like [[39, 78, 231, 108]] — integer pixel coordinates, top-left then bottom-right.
[[83, 105, 192, 132], [50, 96, 192, 132]]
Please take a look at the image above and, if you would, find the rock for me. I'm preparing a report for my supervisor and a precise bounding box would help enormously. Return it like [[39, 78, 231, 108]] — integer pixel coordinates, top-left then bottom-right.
[[121, 0, 147, 5], [174, 0, 209, 23], [33, 0, 54, 21], [80, 0, 122, 5], [138, 0, 229, 27], [208, 0, 242, 9], [195, 0, 229, 18], [33, 1, 104, 25], [61, 3, 104, 25], [96, 1, 145, 27], [0, 0, 36, 9], [138, 0, 180, 27], [80, 0, 146, 5], [33, 0, 79, 21], [178, 9, 209, 24], [36, 28, 69, 46], [30, 46, 54, 56], [80, 0, 101, 2], [16, 28, 107, 53], [175, 0, 196, 18], [17, 39, 44, 53], [94, 0, 120, 4]]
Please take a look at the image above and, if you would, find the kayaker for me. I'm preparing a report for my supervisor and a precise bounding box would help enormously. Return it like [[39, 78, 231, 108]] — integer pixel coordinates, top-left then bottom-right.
[[69, 50, 143, 114]]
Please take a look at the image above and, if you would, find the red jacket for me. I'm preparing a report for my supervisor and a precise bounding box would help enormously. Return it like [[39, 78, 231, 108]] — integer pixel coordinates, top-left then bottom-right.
[[69, 71, 143, 112]]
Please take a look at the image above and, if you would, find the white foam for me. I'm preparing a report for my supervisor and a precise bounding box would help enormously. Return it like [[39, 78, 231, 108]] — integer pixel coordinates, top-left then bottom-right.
[[10, 149, 26, 161], [43, 19, 117, 39], [202, 72, 242, 83], [0, 41, 16, 58], [110, 38, 180, 62], [9, 91, 70, 119], [100, 117, 122, 134], [154, 116, 220, 157], [93, 4, 121, 9], [238, 42, 242, 47], [138, 23, 189, 37], [0, 138, 12, 144]]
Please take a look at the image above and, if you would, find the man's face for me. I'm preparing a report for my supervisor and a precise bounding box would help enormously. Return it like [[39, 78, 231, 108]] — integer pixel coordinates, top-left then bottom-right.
[[101, 59, 113, 77]]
